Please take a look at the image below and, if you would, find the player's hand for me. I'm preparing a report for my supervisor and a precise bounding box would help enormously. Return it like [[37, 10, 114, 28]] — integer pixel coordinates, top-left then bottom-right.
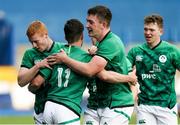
[[47, 49, 67, 65], [36, 58, 52, 69], [88, 45, 97, 55], [128, 69, 137, 85]]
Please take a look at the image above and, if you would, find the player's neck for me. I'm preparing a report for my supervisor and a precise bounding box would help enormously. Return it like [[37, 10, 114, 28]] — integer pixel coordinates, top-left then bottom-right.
[[97, 28, 110, 42], [148, 38, 161, 49], [68, 40, 82, 47], [47, 37, 53, 51]]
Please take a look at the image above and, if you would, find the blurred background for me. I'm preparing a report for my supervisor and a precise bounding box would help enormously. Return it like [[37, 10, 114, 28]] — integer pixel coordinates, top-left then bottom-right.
[[0, 0, 180, 124]]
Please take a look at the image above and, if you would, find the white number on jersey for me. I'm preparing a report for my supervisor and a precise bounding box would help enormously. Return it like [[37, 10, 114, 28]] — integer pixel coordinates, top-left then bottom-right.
[[57, 68, 71, 87]]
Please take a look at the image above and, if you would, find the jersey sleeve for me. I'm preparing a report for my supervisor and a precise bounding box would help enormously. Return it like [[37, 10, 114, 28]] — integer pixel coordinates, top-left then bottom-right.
[[21, 50, 34, 69], [127, 47, 136, 66], [172, 46, 180, 70], [96, 41, 120, 61], [39, 67, 52, 81], [126, 58, 133, 72]]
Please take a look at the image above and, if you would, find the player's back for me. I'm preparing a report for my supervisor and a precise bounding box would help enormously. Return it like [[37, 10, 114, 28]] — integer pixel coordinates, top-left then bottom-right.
[[46, 45, 92, 115]]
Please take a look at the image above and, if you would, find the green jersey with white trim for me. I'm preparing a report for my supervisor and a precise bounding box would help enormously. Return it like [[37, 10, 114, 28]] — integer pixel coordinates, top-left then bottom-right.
[[44, 45, 92, 116], [127, 41, 180, 108], [20, 42, 63, 114], [88, 31, 134, 110]]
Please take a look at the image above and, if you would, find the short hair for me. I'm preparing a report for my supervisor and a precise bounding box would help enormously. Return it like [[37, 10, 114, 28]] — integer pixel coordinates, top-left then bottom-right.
[[144, 14, 163, 29], [26, 20, 48, 38], [87, 5, 112, 27], [64, 19, 84, 43]]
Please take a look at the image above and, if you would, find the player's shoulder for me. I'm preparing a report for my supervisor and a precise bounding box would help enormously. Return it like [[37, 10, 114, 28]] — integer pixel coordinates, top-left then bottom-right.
[[78, 48, 90, 57], [24, 47, 37, 54], [21, 48, 39, 59], [161, 41, 180, 52], [107, 32, 122, 43], [73, 47, 92, 62], [129, 43, 143, 51], [54, 41, 66, 47]]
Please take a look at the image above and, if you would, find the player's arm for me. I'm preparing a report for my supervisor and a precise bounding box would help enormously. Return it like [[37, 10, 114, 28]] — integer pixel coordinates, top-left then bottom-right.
[[18, 65, 40, 87], [17, 58, 51, 87], [97, 69, 137, 84], [47, 50, 107, 77], [97, 56, 137, 84], [28, 74, 45, 94], [130, 83, 138, 104]]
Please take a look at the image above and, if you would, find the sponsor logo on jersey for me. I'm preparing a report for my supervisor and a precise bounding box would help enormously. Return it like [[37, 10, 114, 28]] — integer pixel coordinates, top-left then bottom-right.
[[159, 55, 167, 63], [153, 64, 161, 72], [149, 70, 154, 73], [141, 73, 156, 80], [136, 55, 143, 61]]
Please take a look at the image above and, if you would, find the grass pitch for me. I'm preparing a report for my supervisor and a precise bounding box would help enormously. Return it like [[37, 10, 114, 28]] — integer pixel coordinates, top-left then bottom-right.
[[0, 115, 34, 124]]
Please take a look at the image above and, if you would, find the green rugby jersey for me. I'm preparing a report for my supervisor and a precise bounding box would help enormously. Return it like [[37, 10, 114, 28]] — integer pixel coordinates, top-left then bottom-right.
[[20, 42, 63, 114], [88, 31, 134, 110], [126, 58, 133, 73], [127, 41, 180, 108], [43, 45, 92, 116]]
